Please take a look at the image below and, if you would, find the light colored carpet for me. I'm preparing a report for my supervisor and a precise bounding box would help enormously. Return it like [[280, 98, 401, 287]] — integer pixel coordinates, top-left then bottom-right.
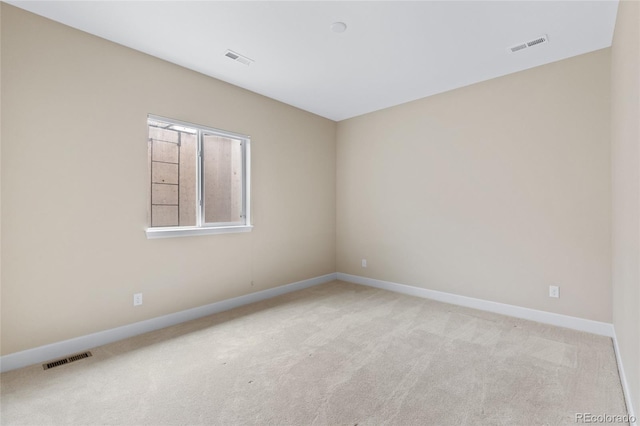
[[0, 281, 628, 425]]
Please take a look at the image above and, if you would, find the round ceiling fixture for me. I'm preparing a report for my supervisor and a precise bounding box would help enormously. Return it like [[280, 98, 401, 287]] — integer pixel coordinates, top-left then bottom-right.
[[330, 22, 347, 33]]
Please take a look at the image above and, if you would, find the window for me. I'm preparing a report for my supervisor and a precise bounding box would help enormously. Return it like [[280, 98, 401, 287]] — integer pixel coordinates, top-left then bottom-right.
[[145, 115, 251, 238]]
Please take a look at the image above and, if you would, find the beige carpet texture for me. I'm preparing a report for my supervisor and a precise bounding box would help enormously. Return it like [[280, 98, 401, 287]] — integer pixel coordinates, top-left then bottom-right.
[[0, 281, 629, 425]]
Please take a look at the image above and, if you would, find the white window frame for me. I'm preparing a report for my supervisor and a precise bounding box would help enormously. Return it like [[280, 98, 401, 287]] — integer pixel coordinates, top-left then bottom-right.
[[145, 114, 252, 239]]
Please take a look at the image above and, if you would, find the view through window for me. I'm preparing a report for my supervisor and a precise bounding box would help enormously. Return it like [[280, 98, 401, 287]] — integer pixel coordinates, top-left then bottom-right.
[[148, 116, 250, 231]]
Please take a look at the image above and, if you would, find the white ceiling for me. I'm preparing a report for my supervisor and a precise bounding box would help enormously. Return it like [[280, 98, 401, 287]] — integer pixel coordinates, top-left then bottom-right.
[[8, 1, 619, 121]]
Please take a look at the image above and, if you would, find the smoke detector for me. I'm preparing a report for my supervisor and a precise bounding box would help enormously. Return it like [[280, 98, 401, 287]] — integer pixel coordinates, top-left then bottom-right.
[[330, 22, 347, 33], [224, 50, 254, 66], [509, 34, 549, 53]]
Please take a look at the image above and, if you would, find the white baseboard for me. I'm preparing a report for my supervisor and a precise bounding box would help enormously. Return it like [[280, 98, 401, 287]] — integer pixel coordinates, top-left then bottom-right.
[[612, 330, 638, 425], [0, 273, 337, 373], [337, 273, 615, 337]]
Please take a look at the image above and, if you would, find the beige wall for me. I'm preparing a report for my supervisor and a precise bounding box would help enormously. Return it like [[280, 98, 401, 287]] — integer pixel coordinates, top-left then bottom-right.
[[0, 5, 336, 355], [337, 49, 612, 323], [611, 0, 640, 416]]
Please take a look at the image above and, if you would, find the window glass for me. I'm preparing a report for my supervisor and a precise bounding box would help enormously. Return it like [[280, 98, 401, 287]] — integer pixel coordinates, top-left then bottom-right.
[[202, 134, 244, 225]]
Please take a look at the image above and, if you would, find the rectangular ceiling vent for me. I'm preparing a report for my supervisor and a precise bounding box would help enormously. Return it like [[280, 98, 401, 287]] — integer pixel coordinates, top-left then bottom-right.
[[509, 34, 548, 53], [43, 351, 92, 370], [224, 50, 254, 66]]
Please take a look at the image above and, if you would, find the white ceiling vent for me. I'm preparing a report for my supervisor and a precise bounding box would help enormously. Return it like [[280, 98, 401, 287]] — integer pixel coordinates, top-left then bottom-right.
[[509, 35, 548, 53], [224, 49, 254, 66]]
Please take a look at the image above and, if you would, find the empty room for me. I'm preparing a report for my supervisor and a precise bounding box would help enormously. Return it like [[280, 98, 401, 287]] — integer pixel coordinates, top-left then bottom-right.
[[1, 1, 638, 425]]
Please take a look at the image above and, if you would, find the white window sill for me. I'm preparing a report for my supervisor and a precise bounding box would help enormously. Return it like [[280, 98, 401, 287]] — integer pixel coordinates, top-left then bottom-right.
[[145, 225, 253, 239]]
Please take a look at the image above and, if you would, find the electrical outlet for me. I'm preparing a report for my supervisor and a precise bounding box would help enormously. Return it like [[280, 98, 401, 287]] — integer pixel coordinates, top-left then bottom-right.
[[133, 293, 143, 306], [361, 259, 367, 268], [549, 286, 559, 298]]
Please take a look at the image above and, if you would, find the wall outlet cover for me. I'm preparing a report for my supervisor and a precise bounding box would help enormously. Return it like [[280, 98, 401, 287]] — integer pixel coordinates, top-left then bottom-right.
[[133, 293, 143, 306]]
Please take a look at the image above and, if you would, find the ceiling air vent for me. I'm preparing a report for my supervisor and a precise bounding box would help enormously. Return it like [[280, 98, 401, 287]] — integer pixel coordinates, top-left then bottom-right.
[[224, 50, 254, 66], [509, 34, 548, 53]]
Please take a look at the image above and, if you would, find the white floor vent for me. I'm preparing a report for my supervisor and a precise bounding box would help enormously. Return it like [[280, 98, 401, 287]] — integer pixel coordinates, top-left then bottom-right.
[[510, 34, 548, 53]]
